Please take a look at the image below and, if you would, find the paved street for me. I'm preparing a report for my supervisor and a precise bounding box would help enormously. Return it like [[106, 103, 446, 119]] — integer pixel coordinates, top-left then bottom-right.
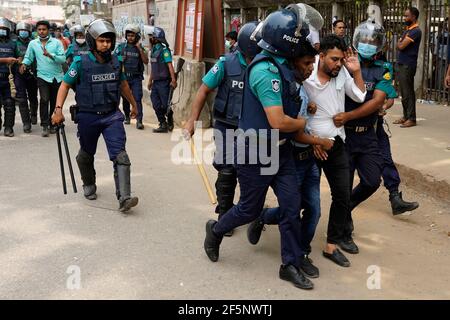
[[0, 92, 449, 299]]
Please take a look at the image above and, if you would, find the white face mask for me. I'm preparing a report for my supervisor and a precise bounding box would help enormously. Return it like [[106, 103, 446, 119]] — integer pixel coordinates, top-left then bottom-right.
[[76, 39, 86, 45]]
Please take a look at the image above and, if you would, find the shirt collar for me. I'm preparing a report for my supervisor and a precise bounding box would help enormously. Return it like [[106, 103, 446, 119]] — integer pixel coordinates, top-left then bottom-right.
[[406, 23, 419, 30], [261, 50, 288, 65]]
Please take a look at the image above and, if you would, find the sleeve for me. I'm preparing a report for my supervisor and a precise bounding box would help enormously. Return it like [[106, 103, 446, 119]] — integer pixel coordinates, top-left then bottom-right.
[[113, 43, 123, 56], [162, 48, 172, 63], [14, 42, 20, 58], [22, 42, 34, 66], [343, 67, 366, 103], [406, 28, 421, 43], [249, 62, 283, 108], [65, 44, 73, 59], [375, 67, 398, 99], [53, 41, 67, 64], [63, 58, 81, 86], [202, 58, 225, 89]]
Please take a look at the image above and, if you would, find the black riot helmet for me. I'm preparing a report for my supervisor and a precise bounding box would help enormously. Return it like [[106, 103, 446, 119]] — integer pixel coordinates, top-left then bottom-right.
[[86, 19, 116, 52], [237, 21, 262, 59]]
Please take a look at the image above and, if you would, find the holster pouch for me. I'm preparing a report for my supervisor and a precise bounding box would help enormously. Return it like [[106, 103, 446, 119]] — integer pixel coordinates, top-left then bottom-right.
[[70, 105, 79, 124]]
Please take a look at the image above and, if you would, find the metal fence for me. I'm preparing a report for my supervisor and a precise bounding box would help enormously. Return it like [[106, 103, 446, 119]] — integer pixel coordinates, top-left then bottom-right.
[[422, 0, 449, 104]]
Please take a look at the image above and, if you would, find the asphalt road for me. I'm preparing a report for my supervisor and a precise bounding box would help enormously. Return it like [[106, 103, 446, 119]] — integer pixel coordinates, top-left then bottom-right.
[[0, 93, 449, 299]]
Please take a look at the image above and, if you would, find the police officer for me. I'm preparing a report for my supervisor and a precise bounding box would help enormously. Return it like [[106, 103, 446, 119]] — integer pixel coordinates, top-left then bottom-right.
[[0, 17, 19, 137], [15, 21, 37, 130], [147, 27, 177, 133], [184, 22, 262, 237], [51, 19, 139, 212], [115, 24, 148, 129], [204, 4, 323, 290], [66, 25, 90, 66], [332, 18, 396, 254]]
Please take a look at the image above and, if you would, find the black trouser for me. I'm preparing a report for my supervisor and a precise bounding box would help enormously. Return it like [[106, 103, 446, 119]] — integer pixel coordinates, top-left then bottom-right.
[[15, 72, 38, 120], [396, 63, 417, 121], [37, 78, 61, 127], [315, 136, 351, 245]]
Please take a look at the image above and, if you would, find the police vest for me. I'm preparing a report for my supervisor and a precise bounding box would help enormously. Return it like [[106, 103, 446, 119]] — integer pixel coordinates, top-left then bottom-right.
[[345, 63, 386, 127], [239, 53, 301, 141], [72, 42, 90, 57], [75, 55, 121, 113], [150, 44, 170, 80], [0, 39, 16, 76], [213, 53, 246, 128], [122, 43, 144, 77], [16, 38, 29, 57]]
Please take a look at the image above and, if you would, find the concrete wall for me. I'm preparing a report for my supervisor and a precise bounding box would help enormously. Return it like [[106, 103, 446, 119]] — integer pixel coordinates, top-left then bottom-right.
[[112, 0, 148, 39], [154, 0, 178, 50]]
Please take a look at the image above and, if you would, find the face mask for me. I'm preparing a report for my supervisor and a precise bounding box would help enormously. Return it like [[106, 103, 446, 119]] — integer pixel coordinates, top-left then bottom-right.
[[19, 30, 29, 39], [76, 39, 86, 45], [39, 35, 49, 40], [225, 40, 231, 50], [0, 29, 7, 37], [404, 21, 413, 26], [357, 42, 378, 59]]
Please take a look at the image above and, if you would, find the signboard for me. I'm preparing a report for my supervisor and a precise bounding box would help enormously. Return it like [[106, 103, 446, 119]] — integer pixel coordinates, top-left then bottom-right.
[[184, 2, 195, 53]]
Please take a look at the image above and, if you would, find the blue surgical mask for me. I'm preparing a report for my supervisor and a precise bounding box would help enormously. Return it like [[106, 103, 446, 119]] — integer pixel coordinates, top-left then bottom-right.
[[19, 30, 29, 39], [225, 40, 231, 50], [0, 29, 7, 37], [357, 42, 377, 59]]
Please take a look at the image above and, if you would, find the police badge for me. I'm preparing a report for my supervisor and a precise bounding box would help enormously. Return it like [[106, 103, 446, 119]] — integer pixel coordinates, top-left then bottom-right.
[[271, 79, 280, 92]]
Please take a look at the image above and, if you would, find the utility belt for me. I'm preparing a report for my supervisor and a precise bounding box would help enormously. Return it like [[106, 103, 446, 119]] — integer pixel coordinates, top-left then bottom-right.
[[344, 125, 375, 133], [292, 145, 313, 161], [71, 105, 117, 122]]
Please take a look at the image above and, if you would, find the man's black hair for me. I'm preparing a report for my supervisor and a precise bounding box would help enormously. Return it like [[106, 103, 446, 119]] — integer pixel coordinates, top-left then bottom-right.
[[225, 31, 238, 41], [297, 39, 318, 58], [332, 19, 346, 28], [319, 34, 347, 54], [36, 20, 50, 29], [407, 7, 420, 20]]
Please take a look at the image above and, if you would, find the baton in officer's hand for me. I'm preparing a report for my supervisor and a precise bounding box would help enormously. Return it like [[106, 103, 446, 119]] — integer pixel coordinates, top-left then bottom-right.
[[56, 124, 77, 194]]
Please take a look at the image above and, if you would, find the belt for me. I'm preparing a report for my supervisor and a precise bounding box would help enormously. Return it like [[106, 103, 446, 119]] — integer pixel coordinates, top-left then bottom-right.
[[293, 146, 313, 161], [345, 125, 370, 133]]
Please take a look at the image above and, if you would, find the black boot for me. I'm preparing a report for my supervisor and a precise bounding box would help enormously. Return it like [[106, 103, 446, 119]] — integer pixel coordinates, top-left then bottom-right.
[[215, 168, 237, 237], [115, 152, 138, 212], [247, 212, 265, 245], [41, 126, 49, 137], [114, 165, 121, 200], [152, 121, 168, 133], [76, 149, 97, 200], [124, 115, 130, 125], [31, 115, 38, 125], [18, 100, 31, 132], [390, 191, 419, 216], [136, 120, 144, 130], [3, 127, 14, 137], [167, 110, 174, 131], [23, 123, 32, 133], [204, 220, 222, 262]]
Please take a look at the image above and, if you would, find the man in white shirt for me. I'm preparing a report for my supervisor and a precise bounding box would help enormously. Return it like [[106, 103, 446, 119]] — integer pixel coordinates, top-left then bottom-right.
[[303, 35, 366, 268]]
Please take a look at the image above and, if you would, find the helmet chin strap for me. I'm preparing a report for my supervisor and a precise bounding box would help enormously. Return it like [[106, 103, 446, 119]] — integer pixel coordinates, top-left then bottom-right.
[[95, 48, 112, 62]]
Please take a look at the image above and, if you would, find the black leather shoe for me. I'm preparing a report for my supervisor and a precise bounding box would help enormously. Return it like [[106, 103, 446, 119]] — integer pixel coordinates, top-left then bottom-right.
[[224, 229, 234, 237], [247, 215, 265, 245], [31, 115, 37, 125], [23, 123, 32, 133], [323, 249, 350, 267], [124, 116, 130, 125], [41, 126, 49, 137], [136, 121, 144, 130], [279, 264, 314, 290], [390, 191, 419, 216], [339, 238, 359, 254], [152, 122, 168, 133], [299, 255, 319, 278], [204, 220, 222, 262], [3, 127, 14, 137]]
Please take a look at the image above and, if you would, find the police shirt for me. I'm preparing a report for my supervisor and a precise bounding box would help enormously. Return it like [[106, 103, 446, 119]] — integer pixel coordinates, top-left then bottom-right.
[[248, 50, 286, 108], [63, 52, 126, 86], [202, 51, 247, 89], [150, 43, 172, 64], [373, 60, 397, 99]]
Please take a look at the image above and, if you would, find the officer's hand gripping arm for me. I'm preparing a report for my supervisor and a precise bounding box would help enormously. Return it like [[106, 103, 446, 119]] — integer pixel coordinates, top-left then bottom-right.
[[339, 89, 386, 125], [264, 106, 306, 133]]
